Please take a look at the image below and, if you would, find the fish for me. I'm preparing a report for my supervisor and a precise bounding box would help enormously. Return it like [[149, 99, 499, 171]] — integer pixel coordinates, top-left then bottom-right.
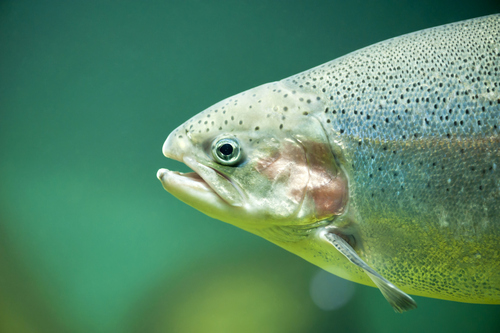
[[157, 14, 500, 312]]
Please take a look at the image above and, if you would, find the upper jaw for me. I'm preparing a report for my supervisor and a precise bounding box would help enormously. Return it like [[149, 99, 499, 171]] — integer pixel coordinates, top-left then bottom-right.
[[182, 156, 244, 207], [159, 128, 244, 207]]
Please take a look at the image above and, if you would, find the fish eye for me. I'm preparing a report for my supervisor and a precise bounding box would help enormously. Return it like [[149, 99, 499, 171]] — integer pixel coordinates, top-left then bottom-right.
[[211, 136, 241, 165]]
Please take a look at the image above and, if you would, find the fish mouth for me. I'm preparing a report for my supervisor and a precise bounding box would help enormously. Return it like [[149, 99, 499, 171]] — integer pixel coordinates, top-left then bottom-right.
[[156, 168, 215, 200], [156, 169, 207, 188], [158, 128, 244, 215], [157, 156, 244, 207]]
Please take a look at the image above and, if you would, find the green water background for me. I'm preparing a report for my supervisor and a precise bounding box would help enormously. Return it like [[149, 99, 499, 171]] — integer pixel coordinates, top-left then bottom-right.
[[1, 1, 499, 332]]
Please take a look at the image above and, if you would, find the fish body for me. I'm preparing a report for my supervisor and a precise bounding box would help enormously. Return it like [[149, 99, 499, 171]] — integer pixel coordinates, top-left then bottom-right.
[[158, 15, 500, 311]]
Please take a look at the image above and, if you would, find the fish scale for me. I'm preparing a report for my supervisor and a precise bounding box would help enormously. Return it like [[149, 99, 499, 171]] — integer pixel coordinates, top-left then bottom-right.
[[158, 14, 500, 309], [280, 15, 500, 301], [280, 15, 500, 234]]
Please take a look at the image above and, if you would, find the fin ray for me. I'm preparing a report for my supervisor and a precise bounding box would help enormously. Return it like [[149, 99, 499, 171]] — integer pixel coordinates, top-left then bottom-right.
[[321, 230, 417, 313]]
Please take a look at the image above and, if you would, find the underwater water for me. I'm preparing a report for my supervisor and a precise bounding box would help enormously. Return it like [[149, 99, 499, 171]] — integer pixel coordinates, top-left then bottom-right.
[[1, 0, 499, 332]]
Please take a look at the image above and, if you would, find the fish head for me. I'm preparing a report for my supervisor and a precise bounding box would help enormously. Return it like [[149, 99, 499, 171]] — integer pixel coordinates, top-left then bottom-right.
[[157, 82, 348, 238]]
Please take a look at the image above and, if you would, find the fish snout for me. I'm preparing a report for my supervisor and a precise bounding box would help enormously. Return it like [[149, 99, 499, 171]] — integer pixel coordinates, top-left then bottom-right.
[[162, 128, 191, 162]]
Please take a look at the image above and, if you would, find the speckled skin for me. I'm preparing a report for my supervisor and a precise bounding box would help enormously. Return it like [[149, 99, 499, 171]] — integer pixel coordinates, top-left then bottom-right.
[[282, 14, 500, 303], [160, 15, 500, 304]]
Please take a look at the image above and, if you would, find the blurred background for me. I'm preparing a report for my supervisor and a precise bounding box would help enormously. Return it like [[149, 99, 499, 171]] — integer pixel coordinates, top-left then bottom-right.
[[1, 1, 499, 332]]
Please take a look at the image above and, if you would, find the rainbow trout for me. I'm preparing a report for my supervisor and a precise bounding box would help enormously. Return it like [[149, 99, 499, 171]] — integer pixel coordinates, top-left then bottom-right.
[[157, 15, 500, 312]]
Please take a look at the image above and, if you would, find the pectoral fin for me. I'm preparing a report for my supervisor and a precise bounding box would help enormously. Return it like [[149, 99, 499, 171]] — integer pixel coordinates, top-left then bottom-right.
[[320, 230, 417, 313]]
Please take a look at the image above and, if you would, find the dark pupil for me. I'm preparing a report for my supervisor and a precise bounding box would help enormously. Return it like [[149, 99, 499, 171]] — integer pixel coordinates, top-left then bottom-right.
[[219, 143, 233, 156]]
